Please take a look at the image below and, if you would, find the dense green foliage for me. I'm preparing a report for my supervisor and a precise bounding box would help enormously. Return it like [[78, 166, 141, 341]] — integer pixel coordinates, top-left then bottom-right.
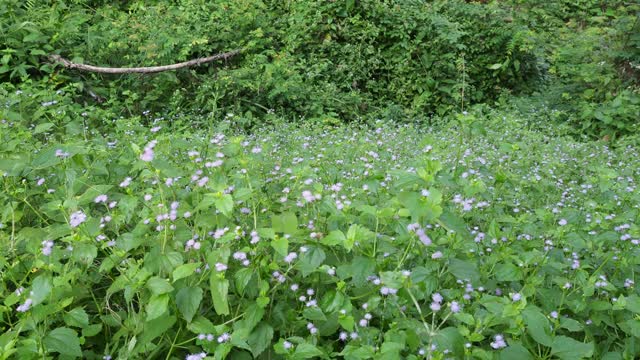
[[2, 94, 640, 358], [2, 0, 637, 134], [2, 0, 541, 120], [1, 1, 640, 360], [509, 0, 640, 137]]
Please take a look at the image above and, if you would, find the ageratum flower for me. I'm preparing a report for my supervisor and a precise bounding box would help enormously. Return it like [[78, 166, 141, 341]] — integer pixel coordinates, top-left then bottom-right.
[[69, 211, 87, 228]]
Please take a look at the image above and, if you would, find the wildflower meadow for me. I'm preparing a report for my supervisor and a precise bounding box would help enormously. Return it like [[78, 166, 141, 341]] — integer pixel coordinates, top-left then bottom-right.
[[1, 0, 639, 359]]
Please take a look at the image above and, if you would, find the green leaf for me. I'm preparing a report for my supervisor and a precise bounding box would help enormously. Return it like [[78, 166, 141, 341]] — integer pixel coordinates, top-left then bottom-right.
[[560, 318, 583, 332], [620, 319, 640, 337], [298, 246, 326, 277], [243, 303, 265, 331], [434, 327, 464, 358], [210, 276, 230, 315], [339, 345, 375, 359], [551, 336, 594, 359], [439, 211, 468, 236], [195, 193, 216, 211], [522, 307, 552, 346], [448, 258, 480, 283], [187, 316, 216, 334], [176, 287, 203, 322], [34, 122, 54, 134], [271, 236, 289, 257], [345, 224, 365, 252], [378, 342, 403, 359], [82, 324, 102, 337], [273, 213, 298, 234], [499, 343, 532, 360], [234, 267, 255, 296], [494, 262, 523, 281], [320, 230, 346, 246], [348, 257, 376, 286], [248, 322, 273, 358], [64, 307, 89, 328], [625, 295, 640, 314], [140, 315, 177, 344], [401, 190, 443, 221], [215, 194, 234, 217], [147, 277, 174, 295], [117, 233, 144, 252], [72, 243, 97, 264], [44, 327, 82, 358], [172, 263, 200, 282], [303, 307, 327, 321], [146, 294, 169, 321], [30, 274, 52, 306], [292, 343, 324, 359]]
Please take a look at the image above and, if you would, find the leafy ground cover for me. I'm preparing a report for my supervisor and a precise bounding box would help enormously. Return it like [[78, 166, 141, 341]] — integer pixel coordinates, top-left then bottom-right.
[[1, 92, 640, 359], [1, 1, 639, 359]]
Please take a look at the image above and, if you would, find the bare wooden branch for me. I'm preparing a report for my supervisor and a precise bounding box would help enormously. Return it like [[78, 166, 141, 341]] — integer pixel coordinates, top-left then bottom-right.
[[48, 49, 241, 74]]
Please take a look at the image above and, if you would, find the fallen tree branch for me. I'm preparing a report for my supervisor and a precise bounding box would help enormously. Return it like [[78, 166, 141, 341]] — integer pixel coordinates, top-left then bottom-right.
[[48, 49, 241, 74]]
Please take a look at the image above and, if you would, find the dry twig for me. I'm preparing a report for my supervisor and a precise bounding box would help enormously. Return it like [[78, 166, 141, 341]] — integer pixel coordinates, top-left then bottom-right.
[[48, 49, 241, 74]]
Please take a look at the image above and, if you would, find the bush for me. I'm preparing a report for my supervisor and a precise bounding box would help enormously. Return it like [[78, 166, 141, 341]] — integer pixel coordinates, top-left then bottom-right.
[[1, 0, 541, 120]]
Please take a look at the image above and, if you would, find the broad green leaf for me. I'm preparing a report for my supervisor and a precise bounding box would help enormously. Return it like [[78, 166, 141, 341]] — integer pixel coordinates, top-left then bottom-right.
[[248, 322, 273, 358], [188, 316, 216, 334], [434, 327, 464, 358], [146, 294, 169, 321], [172, 263, 200, 282], [30, 275, 52, 306], [44, 327, 82, 358], [210, 276, 230, 315], [82, 324, 102, 337], [72, 243, 97, 264], [176, 287, 203, 322], [147, 277, 174, 295], [140, 315, 176, 344], [494, 262, 523, 281], [499, 343, 532, 360], [439, 211, 468, 236], [349, 257, 376, 286], [378, 342, 403, 359], [243, 303, 265, 331], [321, 230, 346, 246], [34, 122, 54, 134], [64, 307, 89, 328], [625, 295, 640, 314], [550, 336, 594, 359], [195, 193, 216, 211], [273, 212, 298, 234], [292, 343, 324, 359], [298, 246, 326, 277], [303, 307, 327, 321], [215, 194, 234, 217], [522, 307, 552, 346], [620, 319, 640, 337], [235, 267, 255, 296], [117, 233, 144, 252], [448, 258, 480, 283], [339, 345, 376, 359], [271, 236, 288, 257], [560, 317, 583, 332], [339, 315, 355, 331]]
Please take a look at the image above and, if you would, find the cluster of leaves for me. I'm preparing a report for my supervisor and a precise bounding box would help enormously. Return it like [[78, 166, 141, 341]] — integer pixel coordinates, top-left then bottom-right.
[[2, 85, 640, 359], [507, 0, 640, 137], [1, 0, 541, 120]]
